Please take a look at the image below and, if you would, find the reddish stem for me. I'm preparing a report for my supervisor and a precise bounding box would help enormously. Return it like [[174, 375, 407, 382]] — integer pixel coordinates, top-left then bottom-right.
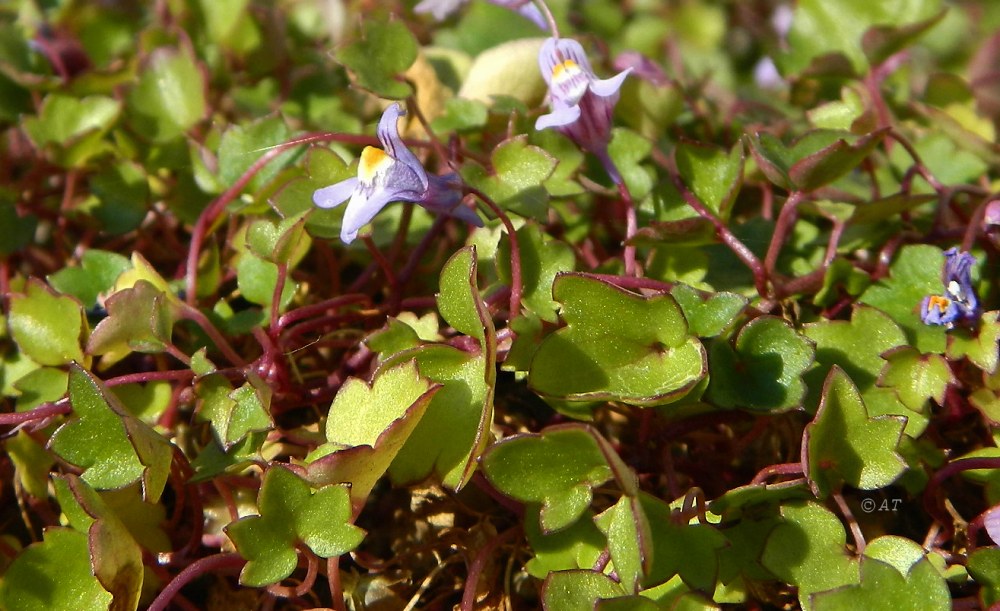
[[749, 462, 805, 486], [459, 526, 520, 611], [924, 457, 1000, 538], [147, 553, 247, 611], [0, 401, 71, 426], [466, 187, 523, 320]]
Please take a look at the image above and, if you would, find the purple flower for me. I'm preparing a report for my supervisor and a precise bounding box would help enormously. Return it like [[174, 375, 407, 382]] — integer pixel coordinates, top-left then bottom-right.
[[920, 248, 979, 328], [312, 104, 482, 244], [414, 0, 547, 29], [535, 38, 631, 183]]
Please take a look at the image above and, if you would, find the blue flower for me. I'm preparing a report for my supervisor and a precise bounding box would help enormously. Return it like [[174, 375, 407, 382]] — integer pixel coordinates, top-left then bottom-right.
[[535, 38, 631, 183], [414, 0, 547, 29], [920, 248, 979, 328], [313, 104, 482, 244]]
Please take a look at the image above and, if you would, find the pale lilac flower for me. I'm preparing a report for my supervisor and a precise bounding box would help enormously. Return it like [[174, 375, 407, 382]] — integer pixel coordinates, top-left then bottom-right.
[[535, 38, 631, 183], [920, 248, 979, 328], [312, 104, 482, 244], [985, 504, 1000, 545], [414, 0, 547, 30]]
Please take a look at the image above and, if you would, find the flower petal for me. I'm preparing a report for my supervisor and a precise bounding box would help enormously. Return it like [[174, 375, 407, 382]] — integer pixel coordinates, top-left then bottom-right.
[[377, 104, 428, 191], [340, 189, 396, 244], [414, 0, 466, 20], [589, 67, 631, 98], [313, 178, 359, 209], [535, 104, 581, 131]]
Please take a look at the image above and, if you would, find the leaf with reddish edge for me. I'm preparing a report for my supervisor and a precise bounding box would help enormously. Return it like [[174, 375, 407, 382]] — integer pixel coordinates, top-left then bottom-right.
[[86, 279, 178, 360], [746, 128, 888, 192], [707, 315, 815, 412], [529, 273, 707, 406], [48, 364, 173, 502], [802, 366, 907, 498], [595, 495, 653, 594], [761, 500, 860, 610], [0, 528, 112, 611], [386, 246, 497, 490], [53, 475, 143, 611], [196, 372, 273, 450], [8, 278, 86, 367], [540, 570, 627, 611], [300, 359, 440, 506], [224, 465, 365, 587], [948, 310, 1000, 374], [878, 346, 955, 411]]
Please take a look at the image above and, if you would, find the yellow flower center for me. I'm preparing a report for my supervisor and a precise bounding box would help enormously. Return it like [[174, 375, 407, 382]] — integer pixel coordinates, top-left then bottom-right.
[[927, 295, 951, 313], [551, 59, 580, 82], [359, 146, 392, 183]]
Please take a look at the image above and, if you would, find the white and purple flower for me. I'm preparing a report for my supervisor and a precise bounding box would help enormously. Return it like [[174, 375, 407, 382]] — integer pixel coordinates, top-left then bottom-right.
[[313, 104, 482, 244], [535, 38, 631, 183], [920, 247, 980, 328], [414, 0, 547, 30]]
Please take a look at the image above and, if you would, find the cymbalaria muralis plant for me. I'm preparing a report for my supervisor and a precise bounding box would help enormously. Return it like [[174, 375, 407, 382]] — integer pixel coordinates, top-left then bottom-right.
[[2, 0, 1000, 609]]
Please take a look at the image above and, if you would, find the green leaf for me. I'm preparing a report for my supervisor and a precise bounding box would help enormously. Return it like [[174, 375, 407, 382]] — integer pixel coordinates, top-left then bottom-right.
[[5, 431, 55, 499], [302, 360, 439, 503], [781, 0, 943, 75], [496, 222, 576, 322], [461, 136, 557, 220], [22, 94, 121, 167], [8, 278, 86, 366], [541, 570, 628, 611], [386, 247, 496, 490], [803, 305, 907, 410], [594, 495, 653, 593], [89, 162, 151, 235], [225, 465, 365, 587], [640, 492, 727, 593], [878, 346, 954, 411], [48, 249, 131, 308], [436, 245, 495, 343], [803, 367, 907, 497], [430, 97, 489, 133], [746, 129, 887, 192], [858, 244, 951, 353], [128, 47, 207, 141], [0, 528, 112, 611], [196, 373, 272, 450], [111, 380, 173, 425], [812, 536, 949, 610], [218, 115, 296, 193], [673, 140, 744, 220], [0, 198, 37, 256], [235, 252, 296, 313], [14, 366, 68, 411], [523, 506, 605, 578], [761, 501, 860, 610], [189, 431, 266, 483], [482, 425, 615, 533], [607, 128, 654, 199], [707, 316, 815, 412], [53, 476, 143, 610], [968, 547, 1000, 607], [336, 19, 418, 99], [246, 212, 312, 266], [948, 311, 1000, 373], [86, 280, 178, 359], [386, 345, 493, 490], [49, 365, 173, 501], [670, 285, 747, 339], [529, 274, 707, 406]]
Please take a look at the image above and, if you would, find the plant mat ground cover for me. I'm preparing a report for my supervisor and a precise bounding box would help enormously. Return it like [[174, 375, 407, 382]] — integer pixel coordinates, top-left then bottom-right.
[[2, 0, 1000, 609]]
